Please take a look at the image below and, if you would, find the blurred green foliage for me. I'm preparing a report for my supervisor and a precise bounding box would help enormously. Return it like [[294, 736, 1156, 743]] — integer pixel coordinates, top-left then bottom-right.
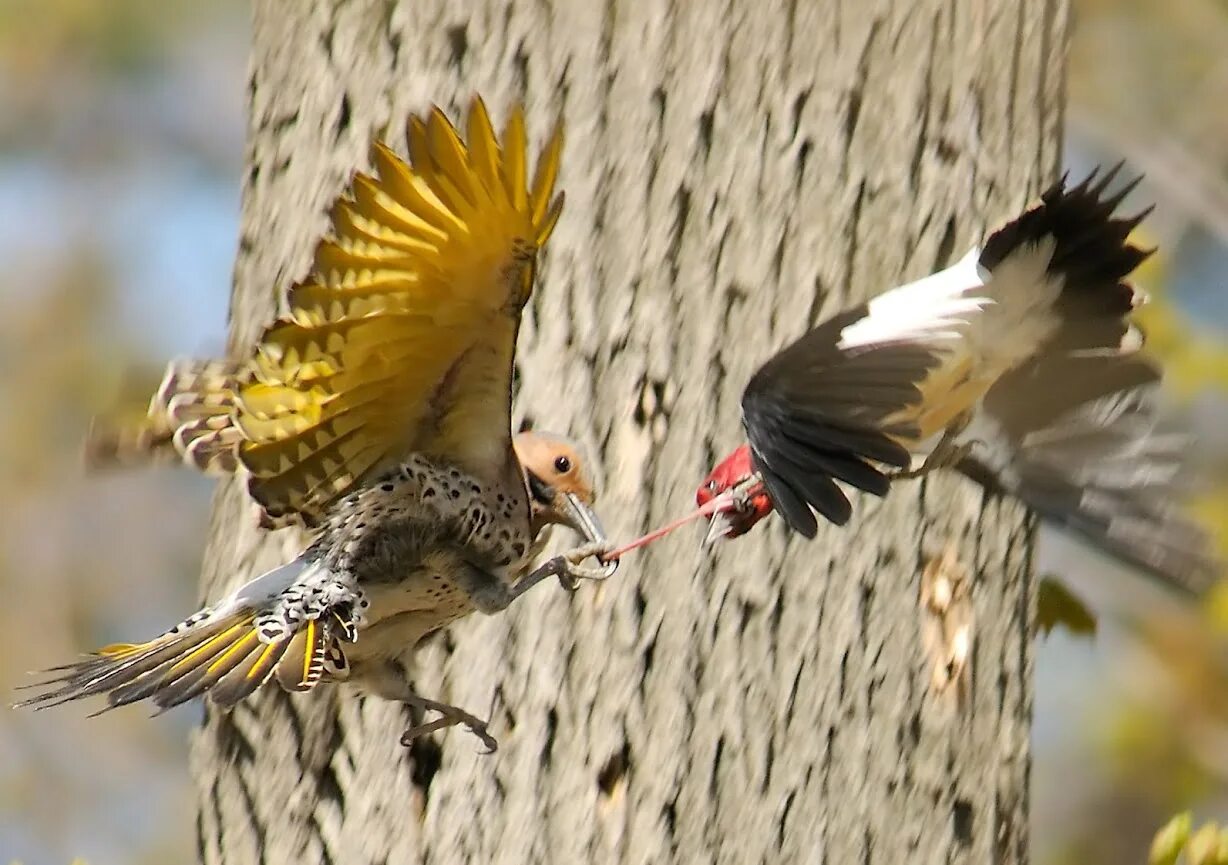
[[1036, 576, 1098, 639], [1151, 813, 1228, 865]]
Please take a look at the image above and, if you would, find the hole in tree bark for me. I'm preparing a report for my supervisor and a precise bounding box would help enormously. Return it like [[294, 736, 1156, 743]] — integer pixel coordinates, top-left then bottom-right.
[[541, 707, 559, 769], [334, 93, 351, 141], [698, 108, 714, 158], [952, 798, 974, 845], [935, 216, 957, 269], [662, 797, 678, 839], [408, 736, 443, 797], [597, 741, 631, 796], [446, 24, 468, 68]]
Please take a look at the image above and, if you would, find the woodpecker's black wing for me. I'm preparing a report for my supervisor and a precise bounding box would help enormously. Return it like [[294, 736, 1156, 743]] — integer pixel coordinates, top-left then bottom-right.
[[740, 307, 947, 536], [978, 164, 1151, 359]]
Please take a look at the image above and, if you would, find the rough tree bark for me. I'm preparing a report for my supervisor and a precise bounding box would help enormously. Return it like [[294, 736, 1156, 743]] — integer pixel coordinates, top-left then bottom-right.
[[192, 0, 1066, 862]]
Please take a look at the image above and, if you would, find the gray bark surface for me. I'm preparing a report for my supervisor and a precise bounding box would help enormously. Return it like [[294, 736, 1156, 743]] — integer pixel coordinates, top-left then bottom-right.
[[193, 0, 1067, 862]]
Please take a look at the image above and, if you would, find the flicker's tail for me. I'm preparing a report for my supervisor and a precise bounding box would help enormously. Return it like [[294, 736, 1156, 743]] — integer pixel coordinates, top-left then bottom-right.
[[16, 559, 361, 714], [83, 358, 246, 476]]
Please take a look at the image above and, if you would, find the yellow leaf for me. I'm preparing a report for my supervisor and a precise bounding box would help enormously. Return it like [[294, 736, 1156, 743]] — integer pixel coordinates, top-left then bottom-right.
[[1188, 822, 1223, 865], [1036, 575, 1098, 638], [1205, 580, 1228, 635], [1150, 811, 1192, 865]]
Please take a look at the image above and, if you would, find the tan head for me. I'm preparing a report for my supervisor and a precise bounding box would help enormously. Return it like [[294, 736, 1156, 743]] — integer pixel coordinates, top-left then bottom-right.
[[513, 431, 605, 544]]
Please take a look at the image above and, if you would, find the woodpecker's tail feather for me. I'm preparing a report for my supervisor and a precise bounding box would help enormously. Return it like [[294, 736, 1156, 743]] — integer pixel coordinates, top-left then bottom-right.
[[959, 356, 1221, 595], [1001, 391, 1216, 594], [16, 559, 361, 714], [83, 358, 245, 476], [952, 169, 1220, 593]]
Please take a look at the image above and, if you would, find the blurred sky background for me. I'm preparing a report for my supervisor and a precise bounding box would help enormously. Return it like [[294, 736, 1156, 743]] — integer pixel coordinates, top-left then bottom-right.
[[0, 1, 1225, 863]]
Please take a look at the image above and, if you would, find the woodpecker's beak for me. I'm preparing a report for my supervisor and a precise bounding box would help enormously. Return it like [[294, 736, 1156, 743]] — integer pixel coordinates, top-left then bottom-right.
[[703, 509, 736, 546], [699, 476, 766, 547]]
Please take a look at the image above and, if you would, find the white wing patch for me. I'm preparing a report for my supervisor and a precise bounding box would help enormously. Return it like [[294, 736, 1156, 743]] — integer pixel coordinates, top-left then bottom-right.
[[231, 558, 311, 609], [837, 248, 992, 351], [838, 239, 1069, 383]]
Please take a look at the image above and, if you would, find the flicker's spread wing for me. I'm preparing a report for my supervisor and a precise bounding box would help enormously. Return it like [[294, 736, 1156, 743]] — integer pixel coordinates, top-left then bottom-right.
[[237, 97, 563, 523], [85, 96, 564, 526]]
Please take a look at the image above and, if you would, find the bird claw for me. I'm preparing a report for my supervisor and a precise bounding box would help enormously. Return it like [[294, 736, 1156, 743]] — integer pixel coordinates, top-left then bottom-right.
[[552, 541, 618, 592], [400, 698, 499, 754], [727, 475, 761, 513], [895, 439, 978, 479]]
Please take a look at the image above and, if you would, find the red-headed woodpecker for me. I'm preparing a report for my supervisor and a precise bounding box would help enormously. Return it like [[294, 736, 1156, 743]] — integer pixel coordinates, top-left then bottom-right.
[[689, 166, 1218, 593]]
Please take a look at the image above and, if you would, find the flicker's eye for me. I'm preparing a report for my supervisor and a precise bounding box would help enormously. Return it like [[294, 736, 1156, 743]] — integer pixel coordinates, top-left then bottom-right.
[[706, 479, 719, 491], [554, 455, 572, 474]]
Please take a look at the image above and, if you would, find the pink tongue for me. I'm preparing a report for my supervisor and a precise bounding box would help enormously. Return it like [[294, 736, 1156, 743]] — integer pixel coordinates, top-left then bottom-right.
[[603, 480, 763, 561]]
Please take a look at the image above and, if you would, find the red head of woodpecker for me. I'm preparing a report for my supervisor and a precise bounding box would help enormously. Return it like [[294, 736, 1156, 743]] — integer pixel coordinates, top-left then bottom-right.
[[695, 444, 774, 542]]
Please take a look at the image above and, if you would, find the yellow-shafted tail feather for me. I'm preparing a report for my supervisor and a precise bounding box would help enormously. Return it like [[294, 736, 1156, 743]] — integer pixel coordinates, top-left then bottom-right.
[[16, 609, 334, 714]]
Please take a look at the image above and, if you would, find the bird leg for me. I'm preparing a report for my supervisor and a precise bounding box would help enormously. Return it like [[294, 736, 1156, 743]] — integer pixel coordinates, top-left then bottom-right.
[[552, 541, 619, 592], [400, 694, 499, 754], [510, 541, 617, 600], [894, 413, 976, 479]]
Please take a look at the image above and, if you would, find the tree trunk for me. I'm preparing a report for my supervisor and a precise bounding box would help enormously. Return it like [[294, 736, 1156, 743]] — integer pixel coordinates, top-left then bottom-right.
[[192, 0, 1066, 862]]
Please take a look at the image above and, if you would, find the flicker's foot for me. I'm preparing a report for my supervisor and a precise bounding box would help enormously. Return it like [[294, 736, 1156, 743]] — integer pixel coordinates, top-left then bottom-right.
[[400, 695, 498, 754], [552, 540, 618, 592], [506, 541, 618, 602]]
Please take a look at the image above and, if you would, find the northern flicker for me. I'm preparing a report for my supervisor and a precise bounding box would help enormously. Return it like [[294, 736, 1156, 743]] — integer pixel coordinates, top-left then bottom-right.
[[22, 96, 619, 748], [21, 431, 608, 750]]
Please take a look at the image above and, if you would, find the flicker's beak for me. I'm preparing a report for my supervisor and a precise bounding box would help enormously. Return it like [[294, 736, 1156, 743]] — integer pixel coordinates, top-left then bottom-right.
[[554, 491, 608, 547], [527, 471, 608, 547]]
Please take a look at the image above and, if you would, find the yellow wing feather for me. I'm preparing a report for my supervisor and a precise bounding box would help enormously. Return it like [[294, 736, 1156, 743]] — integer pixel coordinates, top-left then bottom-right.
[[235, 95, 563, 523], [79, 96, 563, 527]]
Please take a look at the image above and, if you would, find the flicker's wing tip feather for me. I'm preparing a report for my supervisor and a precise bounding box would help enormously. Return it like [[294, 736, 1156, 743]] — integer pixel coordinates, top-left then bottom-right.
[[83, 356, 246, 480]]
